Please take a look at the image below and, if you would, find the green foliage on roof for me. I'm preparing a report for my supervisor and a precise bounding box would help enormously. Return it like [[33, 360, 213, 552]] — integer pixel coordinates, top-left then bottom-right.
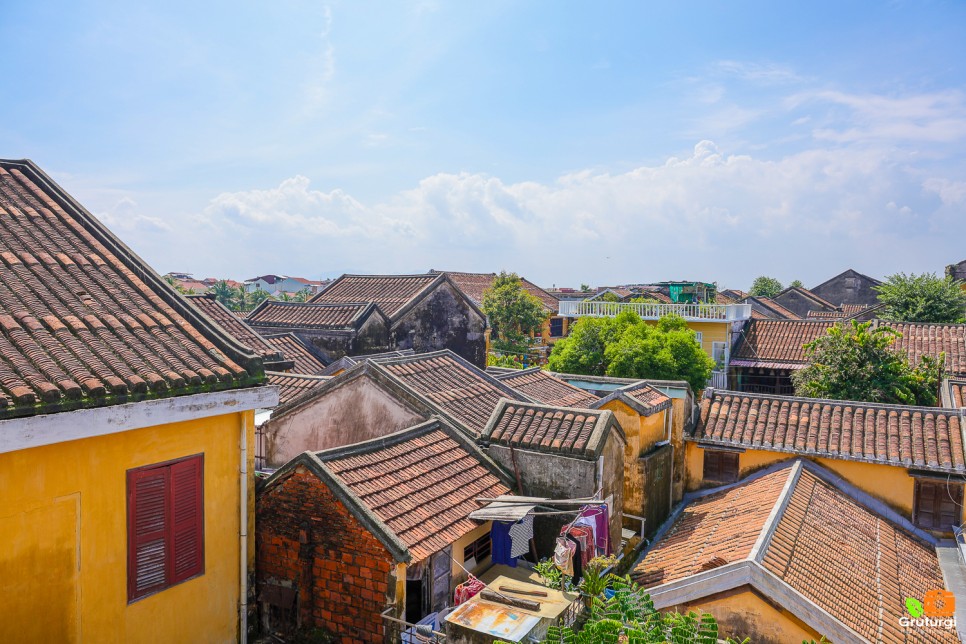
[[547, 310, 715, 392], [792, 319, 943, 406]]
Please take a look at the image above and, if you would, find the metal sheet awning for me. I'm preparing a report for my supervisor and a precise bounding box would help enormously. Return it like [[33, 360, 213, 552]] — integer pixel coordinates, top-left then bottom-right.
[[468, 495, 545, 522]]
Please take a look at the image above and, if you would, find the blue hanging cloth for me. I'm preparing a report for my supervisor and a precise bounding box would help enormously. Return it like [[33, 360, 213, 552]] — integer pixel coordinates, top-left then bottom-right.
[[490, 521, 516, 567]]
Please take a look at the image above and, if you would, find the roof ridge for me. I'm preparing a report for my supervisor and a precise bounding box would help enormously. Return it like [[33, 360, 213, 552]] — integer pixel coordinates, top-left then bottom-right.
[[705, 387, 964, 416], [749, 460, 803, 563]]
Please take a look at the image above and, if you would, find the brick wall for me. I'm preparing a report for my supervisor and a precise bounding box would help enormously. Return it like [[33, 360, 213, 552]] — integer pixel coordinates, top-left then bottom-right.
[[256, 466, 396, 643]]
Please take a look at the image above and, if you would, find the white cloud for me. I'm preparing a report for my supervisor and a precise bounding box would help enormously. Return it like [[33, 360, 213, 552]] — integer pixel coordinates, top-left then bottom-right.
[[713, 60, 801, 85], [184, 139, 963, 285], [95, 196, 170, 233]]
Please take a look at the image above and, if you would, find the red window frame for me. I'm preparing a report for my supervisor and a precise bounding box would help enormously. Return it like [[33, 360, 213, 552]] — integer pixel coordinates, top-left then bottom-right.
[[127, 454, 205, 601]]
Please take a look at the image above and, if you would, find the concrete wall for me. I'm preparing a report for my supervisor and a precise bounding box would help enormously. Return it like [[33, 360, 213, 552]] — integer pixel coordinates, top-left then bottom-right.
[[0, 410, 253, 644], [252, 315, 390, 363], [392, 281, 487, 367], [264, 376, 426, 467], [772, 290, 830, 318], [256, 465, 395, 642]]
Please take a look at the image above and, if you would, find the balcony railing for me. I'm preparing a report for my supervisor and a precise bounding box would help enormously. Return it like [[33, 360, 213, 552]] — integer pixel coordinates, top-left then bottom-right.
[[559, 300, 751, 322], [708, 370, 728, 389]]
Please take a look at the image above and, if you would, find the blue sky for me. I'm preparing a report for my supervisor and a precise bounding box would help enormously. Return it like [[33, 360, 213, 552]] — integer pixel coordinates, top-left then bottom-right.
[[3, 1, 965, 289]]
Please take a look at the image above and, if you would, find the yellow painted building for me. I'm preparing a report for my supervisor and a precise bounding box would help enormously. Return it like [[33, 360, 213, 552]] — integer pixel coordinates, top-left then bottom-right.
[[0, 159, 277, 643]]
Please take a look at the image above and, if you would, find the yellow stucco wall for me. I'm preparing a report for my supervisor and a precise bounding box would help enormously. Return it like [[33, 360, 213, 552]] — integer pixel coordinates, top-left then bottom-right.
[[450, 522, 493, 582], [0, 409, 252, 644], [678, 587, 822, 644], [685, 442, 966, 525], [600, 398, 669, 518]]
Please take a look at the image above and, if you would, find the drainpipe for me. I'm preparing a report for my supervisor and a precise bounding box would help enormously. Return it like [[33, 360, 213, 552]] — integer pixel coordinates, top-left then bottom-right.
[[239, 412, 249, 644]]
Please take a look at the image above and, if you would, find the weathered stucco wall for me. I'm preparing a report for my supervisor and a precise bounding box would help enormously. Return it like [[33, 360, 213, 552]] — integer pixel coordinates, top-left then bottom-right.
[[264, 377, 426, 467], [674, 586, 821, 644], [391, 282, 486, 367], [0, 410, 252, 644]]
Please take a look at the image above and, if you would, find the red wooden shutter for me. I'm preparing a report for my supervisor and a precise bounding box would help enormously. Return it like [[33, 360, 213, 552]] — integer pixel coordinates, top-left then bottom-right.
[[128, 467, 170, 600], [170, 455, 204, 584]]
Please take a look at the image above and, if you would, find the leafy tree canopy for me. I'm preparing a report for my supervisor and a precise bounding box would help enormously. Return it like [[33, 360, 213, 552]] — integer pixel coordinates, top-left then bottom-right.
[[789, 279, 804, 288], [875, 272, 966, 323], [482, 271, 550, 353], [548, 310, 715, 391], [792, 320, 943, 406], [749, 275, 783, 298], [580, 283, 591, 291]]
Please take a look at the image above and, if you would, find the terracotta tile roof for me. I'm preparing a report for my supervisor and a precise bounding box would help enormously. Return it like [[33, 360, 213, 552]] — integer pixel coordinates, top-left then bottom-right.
[[261, 333, 328, 375], [733, 319, 966, 373], [633, 467, 792, 586], [316, 420, 512, 561], [591, 381, 672, 417], [318, 349, 415, 376], [482, 400, 622, 459], [187, 294, 290, 369], [889, 322, 966, 376], [805, 309, 845, 320], [0, 159, 259, 417], [694, 389, 966, 473], [433, 270, 559, 312], [246, 300, 373, 329], [761, 467, 955, 643], [378, 351, 526, 436], [634, 460, 956, 643], [309, 273, 439, 318], [732, 320, 836, 364], [265, 371, 328, 406], [494, 368, 599, 408], [943, 377, 966, 409]]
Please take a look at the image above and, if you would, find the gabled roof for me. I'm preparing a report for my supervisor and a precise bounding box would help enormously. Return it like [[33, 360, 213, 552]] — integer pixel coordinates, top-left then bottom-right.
[[272, 349, 528, 438], [743, 296, 801, 320], [260, 333, 329, 375], [308, 273, 441, 318], [693, 389, 966, 473], [0, 159, 261, 418], [377, 350, 530, 436], [493, 368, 599, 408], [431, 270, 559, 312], [731, 319, 835, 365], [773, 285, 837, 311], [811, 268, 882, 292], [318, 349, 415, 377], [481, 399, 625, 460], [262, 418, 514, 563], [246, 300, 381, 330], [187, 294, 293, 370], [731, 318, 966, 374], [633, 459, 956, 643], [265, 371, 329, 406], [942, 377, 966, 409], [590, 380, 672, 417]]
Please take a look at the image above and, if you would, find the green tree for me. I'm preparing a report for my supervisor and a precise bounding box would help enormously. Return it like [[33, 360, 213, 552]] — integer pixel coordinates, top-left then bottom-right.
[[792, 320, 943, 406], [580, 283, 591, 291], [598, 291, 621, 302], [481, 271, 550, 353], [789, 279, 804, 289], [875, 272, 966, 323], [211, 280, 235, 307], [548, 311, 715, 391], [749, 276, 783, 297]]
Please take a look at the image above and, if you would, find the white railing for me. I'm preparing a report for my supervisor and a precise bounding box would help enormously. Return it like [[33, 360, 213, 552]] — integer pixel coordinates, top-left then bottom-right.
[[708, 370, 728, 389], [559, 301, 751, 322]]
